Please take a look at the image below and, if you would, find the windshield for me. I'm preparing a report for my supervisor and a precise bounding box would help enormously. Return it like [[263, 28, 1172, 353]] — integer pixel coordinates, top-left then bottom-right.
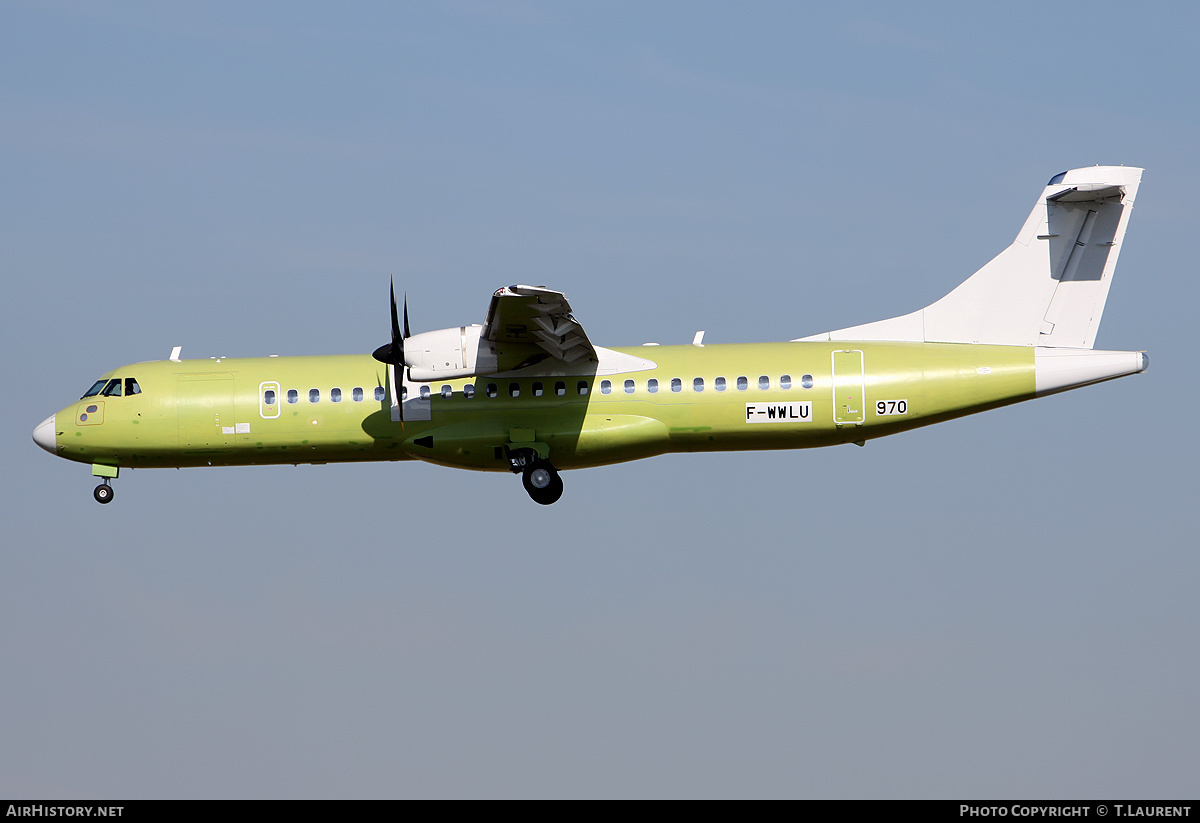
[[82, 379, 108, 399]]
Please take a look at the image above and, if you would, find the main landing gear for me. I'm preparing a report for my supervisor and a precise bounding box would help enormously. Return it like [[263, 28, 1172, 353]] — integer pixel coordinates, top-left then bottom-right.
[[522, 461, 563, 505], [93, 480, 114, 504], [506, 447, 564, 505]]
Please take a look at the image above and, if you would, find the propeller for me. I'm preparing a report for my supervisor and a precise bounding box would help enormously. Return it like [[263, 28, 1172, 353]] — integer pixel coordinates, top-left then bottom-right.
[[372, 279, 411, 365]]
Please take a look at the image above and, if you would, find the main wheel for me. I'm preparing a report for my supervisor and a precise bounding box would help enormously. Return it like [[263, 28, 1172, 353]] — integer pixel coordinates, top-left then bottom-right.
[[527, 466, 552, 490], [93, 483, 114, 504], [522, 461, 564, 505]]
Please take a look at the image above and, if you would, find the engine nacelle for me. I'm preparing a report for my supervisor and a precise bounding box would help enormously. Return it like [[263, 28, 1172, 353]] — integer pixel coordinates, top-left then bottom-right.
[[405, 325, 499, 381]]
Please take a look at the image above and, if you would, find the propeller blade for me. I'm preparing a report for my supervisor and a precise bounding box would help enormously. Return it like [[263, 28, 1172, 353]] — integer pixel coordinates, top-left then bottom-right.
[[372, 278, 406, 365], [390, 280, 403, 345]]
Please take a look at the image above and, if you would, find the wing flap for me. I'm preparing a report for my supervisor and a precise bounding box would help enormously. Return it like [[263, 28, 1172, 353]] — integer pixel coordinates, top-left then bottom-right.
[[483, 285, 599, 367]]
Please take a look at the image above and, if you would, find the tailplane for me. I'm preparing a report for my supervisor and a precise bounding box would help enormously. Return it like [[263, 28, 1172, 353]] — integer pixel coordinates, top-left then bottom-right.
[[798, 166, 1143, 349]]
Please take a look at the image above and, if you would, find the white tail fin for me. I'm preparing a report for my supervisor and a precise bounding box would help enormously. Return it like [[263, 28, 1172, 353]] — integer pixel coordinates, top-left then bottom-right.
[[798, 166, 1143, 349]]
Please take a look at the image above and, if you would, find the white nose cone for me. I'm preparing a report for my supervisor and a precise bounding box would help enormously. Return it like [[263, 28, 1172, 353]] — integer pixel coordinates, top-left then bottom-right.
[[32, 415, 57, 454]]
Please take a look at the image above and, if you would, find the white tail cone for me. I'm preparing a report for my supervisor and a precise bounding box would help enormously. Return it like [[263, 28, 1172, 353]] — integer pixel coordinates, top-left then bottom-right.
[[1034, 349, 1148, 397]]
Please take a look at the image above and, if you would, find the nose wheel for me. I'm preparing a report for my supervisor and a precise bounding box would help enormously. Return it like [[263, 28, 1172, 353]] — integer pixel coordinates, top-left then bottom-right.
[[93, 480, 114, 504]]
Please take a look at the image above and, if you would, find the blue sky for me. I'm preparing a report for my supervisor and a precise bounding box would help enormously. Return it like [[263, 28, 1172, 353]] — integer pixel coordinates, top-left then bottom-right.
[[3, 1, 1197, 798]]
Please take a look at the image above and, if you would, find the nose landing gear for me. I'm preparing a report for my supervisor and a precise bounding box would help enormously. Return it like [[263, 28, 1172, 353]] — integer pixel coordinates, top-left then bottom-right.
[[90, 464, 119, 504], [506, 446, 564, 505], [93, 480, 114, 504]]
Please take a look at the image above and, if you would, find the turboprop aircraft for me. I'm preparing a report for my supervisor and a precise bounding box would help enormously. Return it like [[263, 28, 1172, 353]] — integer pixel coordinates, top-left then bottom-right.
[[33, 165, 1148, 505]]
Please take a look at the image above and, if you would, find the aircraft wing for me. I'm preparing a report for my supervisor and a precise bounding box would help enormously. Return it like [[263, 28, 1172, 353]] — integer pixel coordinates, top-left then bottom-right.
[[481, 285, 598, 366]]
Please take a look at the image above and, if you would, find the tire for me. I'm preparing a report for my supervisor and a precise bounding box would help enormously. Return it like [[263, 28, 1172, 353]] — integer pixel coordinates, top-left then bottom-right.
[[533, 473, 564, 505], [93, 484, 114, 504], [522, 461, 563, 504]]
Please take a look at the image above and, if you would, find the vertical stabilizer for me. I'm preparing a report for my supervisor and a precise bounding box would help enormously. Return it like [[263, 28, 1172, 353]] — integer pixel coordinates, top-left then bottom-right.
[[798, 166, 1142, 349]]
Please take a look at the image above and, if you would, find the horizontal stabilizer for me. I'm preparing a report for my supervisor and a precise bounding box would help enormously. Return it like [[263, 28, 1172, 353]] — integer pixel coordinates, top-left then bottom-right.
[[1047, 183, 1125, 203]]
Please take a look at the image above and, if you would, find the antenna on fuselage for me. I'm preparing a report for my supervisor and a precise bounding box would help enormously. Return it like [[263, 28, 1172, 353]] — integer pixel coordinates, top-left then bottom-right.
[[169, 346, 182, 362]]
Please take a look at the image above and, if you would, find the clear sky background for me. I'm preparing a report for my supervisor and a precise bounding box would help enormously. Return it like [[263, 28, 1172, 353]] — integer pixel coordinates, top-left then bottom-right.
[[3, 1, 1196, 799]]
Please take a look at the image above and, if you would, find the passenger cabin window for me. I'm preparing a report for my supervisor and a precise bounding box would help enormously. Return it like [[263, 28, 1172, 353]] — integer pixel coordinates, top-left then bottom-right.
[[352, 387, 364, 402], [801, 374, 814, 389], [486, 383, 498, 398], [533, 381, 544, 397], [309, 388, 320, 403], [420, 385, 431, 400], [102, 379, 122, 397], [509, 383, 520, 398], [464, 384, 476, 399], [577, 381, 589, 396], [624, 379, 635, 394], [647, 378, 659, 393], [441, 385, 452, 399], [374, 386, 386, 401], [780, 375, 792, 390], [671, 378, 682, 393], [264, 389, 277, 406], [82, 379, 107, 399], [555, 381, 566, 397], [715, 377, 726, 392], [737, 376, 748, 391], [601, 380, 612, 395], [331, 388, 342, 402], [287, 389, 299, 404], [125, 378, 142, 395], [693, 377, 704, 392], [758, 376, 770, 390]]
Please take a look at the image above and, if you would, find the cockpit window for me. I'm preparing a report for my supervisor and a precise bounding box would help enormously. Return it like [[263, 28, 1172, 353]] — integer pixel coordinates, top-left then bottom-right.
[[101, 379, 122, 397], [125, 378, 142, 395], [82, 380, 108, 399]]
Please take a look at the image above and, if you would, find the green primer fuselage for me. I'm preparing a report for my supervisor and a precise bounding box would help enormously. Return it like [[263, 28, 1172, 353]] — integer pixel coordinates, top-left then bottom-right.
[[52, 341, 1035, 473]]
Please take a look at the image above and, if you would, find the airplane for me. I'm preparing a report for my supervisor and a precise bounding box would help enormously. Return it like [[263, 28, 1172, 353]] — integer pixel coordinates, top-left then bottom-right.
[[33, 165, 1148, 505]]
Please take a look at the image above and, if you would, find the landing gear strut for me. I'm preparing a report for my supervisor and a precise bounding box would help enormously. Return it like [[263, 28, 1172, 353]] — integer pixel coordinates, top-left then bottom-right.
[[506, 446, 564, 505], [93, 480, 114, 504]]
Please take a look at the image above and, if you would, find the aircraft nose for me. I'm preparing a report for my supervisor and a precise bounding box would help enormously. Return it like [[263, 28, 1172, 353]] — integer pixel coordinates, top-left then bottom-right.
[[32, 414, 57, 454]]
